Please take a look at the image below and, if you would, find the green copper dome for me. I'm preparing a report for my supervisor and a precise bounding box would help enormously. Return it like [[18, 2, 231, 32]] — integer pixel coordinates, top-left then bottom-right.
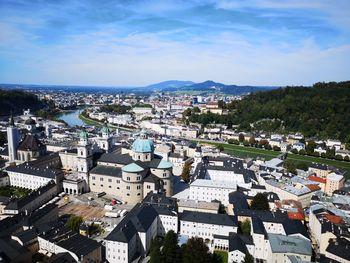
[[101, 125, 110, 134], [132, 138, 154, 153], [79, 130, 88, 140], [122, 163, 145, 173]]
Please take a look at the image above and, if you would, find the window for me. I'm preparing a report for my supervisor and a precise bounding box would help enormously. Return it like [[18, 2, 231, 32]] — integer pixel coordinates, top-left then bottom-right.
[[126, 186, 130, 190], [137, 185, 141, 190], [137, 176, 141, 180], [92, 176, 95, 180], [109, 186, 112, 188], [116, 180, 120, 183], [108, 179, 112, 182], [127, 177, 130, 181], [147, 185, 151, 189], [100, 178, 104, 181], [100, 184, 103, 187]]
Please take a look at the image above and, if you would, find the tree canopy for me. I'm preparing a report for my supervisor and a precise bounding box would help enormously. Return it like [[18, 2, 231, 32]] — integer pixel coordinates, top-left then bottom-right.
[[185, 81, 350, 141], [65, 215, 83, 232], [250, 193, 269, 211]]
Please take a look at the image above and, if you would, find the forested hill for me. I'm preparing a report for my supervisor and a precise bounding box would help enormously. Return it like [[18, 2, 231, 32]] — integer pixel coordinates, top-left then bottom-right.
[[0, 89, 44, 116], [187, 81, 350, 141]]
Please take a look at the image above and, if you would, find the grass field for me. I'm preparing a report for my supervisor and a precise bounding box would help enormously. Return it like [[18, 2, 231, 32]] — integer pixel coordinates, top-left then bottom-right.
[[198, 140, 350, 178], [0, 186, 32, 198], [214, 250, 228, 263]]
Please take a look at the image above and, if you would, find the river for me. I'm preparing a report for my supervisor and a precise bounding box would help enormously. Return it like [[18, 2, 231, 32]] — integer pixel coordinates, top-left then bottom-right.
[[57, 109, 86, 126]]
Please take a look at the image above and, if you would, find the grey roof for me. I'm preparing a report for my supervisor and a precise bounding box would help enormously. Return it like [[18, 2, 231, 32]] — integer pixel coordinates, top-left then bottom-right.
[[47, 252, 76, 263], [11, 228, 37, 244], [90, 165, 122, 177], [6, 164, 62, 179], [180, 211, 236, 227], [0, 238, 30, 262], [17, 134, 45, 151], [228, 233, 248, 254], [106, 203, 158, 242], [268, 234, 312, 256], [98, 153, 132, 164], [5, 181, 57, 211], [38, 225, 100, 257], [326, 238, 350, 261]]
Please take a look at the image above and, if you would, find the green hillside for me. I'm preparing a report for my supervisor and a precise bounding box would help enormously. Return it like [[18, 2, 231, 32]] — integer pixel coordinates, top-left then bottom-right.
[[188, 81, 350, 141]]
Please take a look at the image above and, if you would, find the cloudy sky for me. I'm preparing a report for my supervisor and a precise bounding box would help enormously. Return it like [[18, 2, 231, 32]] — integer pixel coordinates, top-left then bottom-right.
[[0, 0, 349, 86]]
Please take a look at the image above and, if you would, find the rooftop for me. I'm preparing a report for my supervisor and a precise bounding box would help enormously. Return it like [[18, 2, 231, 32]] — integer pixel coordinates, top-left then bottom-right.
[[268, 234, 312, 255]]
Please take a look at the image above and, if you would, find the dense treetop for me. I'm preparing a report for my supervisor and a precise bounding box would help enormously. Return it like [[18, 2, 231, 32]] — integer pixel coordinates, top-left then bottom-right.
[[0, 89, 45, 116], [186, 81, 350, 141]]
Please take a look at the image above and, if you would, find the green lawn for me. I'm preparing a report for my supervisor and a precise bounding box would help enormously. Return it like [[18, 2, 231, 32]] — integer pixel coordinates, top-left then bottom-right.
[[214, 250, 228, 263], [197, 140, 350, 178], [0, 186, 32, 198]]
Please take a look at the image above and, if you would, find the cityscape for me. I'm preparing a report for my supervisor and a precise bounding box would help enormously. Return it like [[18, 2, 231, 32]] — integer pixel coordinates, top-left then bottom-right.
[[0, 1, 350, 263]]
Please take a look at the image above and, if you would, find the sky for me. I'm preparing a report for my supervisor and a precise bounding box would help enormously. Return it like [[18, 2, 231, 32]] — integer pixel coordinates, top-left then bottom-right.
[[0, 0, 349, 87]]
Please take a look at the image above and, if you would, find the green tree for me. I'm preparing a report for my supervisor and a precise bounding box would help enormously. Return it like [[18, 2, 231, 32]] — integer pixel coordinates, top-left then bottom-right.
[[217, 145, 224, 152], [250, 193, 269, 211], [239, 133, 245, 142], [181, 162, 192, 183], [240, 219, 251, 236], [335, 154, 343, 161], [249, 136, 256, 146], [149, 238, 162, 263], [244, 253, 254, 263], [296, 162, 308, 171], [183, 237, 212, 263], [344, 156, 349, 162], [65, 215, 83, 232], [273, 146, 281, 151], [162, 230, 180, 263], [284, 159, 297, 174]]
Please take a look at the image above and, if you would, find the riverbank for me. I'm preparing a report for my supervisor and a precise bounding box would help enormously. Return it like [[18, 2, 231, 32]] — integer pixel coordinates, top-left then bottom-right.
[[78, 113, 135, 132]]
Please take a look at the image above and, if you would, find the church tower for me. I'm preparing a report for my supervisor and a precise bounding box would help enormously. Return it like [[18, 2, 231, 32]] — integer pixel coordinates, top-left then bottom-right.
[[7, 114, 19, 162], [100, 123, 112, 152], [77, 130, 93, 192]]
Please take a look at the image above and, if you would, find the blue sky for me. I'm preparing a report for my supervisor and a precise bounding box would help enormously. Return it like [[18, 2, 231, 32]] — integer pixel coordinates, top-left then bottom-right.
[[0, 0, 349, 86]]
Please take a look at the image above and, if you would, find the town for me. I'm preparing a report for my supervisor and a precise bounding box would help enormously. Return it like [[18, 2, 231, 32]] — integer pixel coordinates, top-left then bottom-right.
[[0, 87, 349, 263]]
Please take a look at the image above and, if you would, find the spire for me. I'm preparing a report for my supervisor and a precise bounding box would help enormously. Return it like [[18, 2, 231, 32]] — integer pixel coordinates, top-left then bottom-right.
[[9, 111, 15, 127]]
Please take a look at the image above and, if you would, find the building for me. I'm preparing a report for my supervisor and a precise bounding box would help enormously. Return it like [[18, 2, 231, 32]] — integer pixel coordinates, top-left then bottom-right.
[[105, 193, 178, 263], [90, 129, 174, 204], [38, 225, 102, 262], [325, 173, 345, 196], [179, 211, 237, 243], [267, 234, 312, 262], [3, 181, 58, 215]]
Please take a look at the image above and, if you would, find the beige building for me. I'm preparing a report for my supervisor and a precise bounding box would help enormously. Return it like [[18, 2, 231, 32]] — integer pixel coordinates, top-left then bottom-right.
[[177, 199, 219, 214], [325, 173, 345, 195], [89, 130, 174, 204]]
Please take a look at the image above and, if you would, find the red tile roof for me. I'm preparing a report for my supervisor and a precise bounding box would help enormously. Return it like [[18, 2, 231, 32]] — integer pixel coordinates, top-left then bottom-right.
[[308, 176, 326, 184], [288, 211, 305, 220], [306, 184, 321, 191], [325, 214, 344, 224]]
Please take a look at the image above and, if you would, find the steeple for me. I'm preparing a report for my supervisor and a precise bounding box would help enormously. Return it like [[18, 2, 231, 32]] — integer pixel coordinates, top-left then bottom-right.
[[9, 111, 15, 127]]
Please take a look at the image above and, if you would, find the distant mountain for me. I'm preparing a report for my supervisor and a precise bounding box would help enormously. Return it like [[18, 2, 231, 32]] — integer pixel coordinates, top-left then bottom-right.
[[162, 80, 279, 95], [144, 80, 195, 89]]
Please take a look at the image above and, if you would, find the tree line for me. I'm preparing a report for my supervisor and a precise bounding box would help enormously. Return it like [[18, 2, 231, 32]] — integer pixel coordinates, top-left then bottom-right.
[[184, 81, 350, 142]]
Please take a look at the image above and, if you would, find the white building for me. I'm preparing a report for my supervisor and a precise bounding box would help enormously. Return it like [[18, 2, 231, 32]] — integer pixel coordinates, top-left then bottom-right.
[[179, 211, 237, 242], [189, 179, 237, 206]]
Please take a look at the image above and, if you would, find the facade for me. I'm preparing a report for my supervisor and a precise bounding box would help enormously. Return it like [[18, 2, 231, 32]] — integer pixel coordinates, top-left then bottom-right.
[[179, 211, 237, 242], [89, 130, 174, 204], [38, 225, 102, 262], [325, 173, 345, 195], [6, 164, 63, 190], [105, 193, 177, 263]]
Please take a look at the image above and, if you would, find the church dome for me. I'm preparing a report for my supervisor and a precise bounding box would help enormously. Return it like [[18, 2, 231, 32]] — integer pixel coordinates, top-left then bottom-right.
[[132, 138, 154, 153], [101, 125, 110, 134], [79, 130, 88, 140]]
